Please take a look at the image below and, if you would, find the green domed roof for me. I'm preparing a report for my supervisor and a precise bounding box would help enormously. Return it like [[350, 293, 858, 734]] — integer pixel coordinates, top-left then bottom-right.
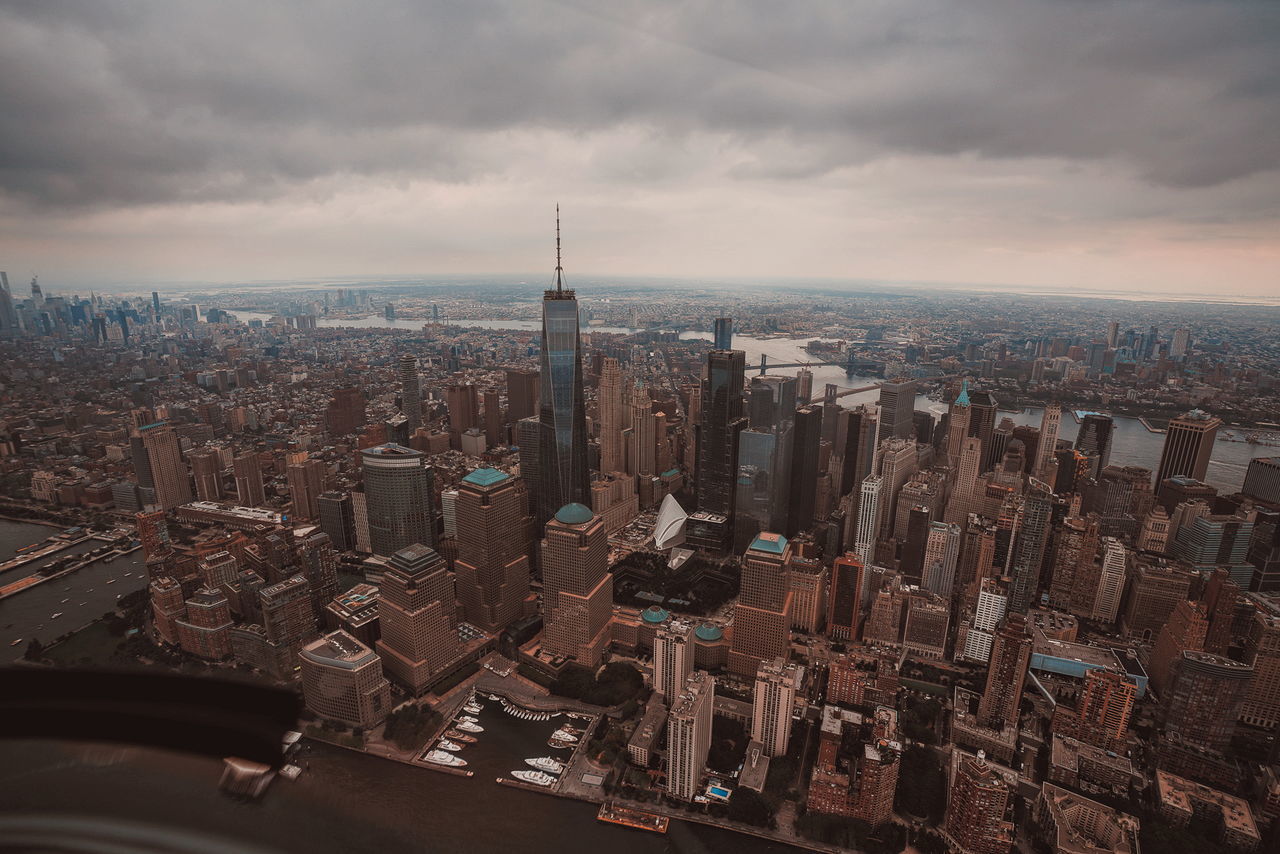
[[554, 503, 594, 525], [641, 606, 670, 624], [695, 623, 723, 641]]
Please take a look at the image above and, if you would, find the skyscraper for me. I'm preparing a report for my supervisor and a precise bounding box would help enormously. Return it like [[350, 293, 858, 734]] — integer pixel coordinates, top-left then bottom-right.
[[317, 491, 356, 552], [397, 354, 421, 432], [922, 521, 961, 598], [536, 209, 590, 525], [453, 468, 531, 632], [629, 379, 656, 478], [653, 618, 694, 701], [1155, 409, 1221, 488], [945, 380, 972, 463], [1090, 538, 1128, 623], [1033, 403, 1061, 481], [540, 503, 612, 667], [187, 446, 223, 501], [978, 613, 1031, 731], [713, 316, 733, 350], [376, 544, 460, 695], [361, 444, 436, 557], [1075, 413, 1115, 475], [787, 405, 823, 536], [597, 357, 626, 474], [697, 348, 747, 546], [1007, 485, 1053, 613], [855, 475, 882, 566], [729, 532, 793, 678], [138, 423, 191, 510], [232, 451, 266, 507], [666, 671, 714, 801], [877, 379, 916, 441], [752, 657, 802, 757], [827, 554, 865, 641], [505, 369, 539, 423], [1165, 650, 1252, 754], [286, 451, 326, 521], [300, 630, 392, 729]]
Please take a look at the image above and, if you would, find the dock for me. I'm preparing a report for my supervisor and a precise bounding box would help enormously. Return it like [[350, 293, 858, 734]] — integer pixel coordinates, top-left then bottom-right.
[[597, 803, 669, 834]]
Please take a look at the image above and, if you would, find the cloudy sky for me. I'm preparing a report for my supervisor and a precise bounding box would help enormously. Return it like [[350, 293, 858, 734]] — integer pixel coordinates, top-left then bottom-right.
[[1, 1, 1277, 297]]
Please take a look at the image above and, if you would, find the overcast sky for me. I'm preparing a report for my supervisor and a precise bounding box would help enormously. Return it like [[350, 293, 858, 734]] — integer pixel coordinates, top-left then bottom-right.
[[1, 1, 1277, 298]]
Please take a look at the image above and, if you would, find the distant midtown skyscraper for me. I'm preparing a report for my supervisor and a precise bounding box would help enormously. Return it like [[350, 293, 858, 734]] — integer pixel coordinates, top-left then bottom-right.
[[453, 467, 531, 632], [376, 544, 460, 695], [536, 209, 590, 525], [361, 443, 436, 557], [1155, 409, 1221, 488], [540, 502, 612, 667], [398, 354, 421, 432]]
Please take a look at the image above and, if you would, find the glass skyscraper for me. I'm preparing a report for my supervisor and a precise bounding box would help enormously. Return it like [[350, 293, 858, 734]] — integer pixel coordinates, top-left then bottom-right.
[[361, 443, 436, 557], [536, 212, 590, 524]]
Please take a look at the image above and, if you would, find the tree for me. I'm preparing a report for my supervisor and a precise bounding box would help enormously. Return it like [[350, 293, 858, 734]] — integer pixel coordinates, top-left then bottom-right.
[[894, 747, 947, 822], [727, 788, 776, 828], [382, 704, 441, 751]]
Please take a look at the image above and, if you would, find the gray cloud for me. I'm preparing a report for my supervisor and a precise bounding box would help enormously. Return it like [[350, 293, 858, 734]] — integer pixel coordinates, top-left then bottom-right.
[[1, 0, 1277, 212]]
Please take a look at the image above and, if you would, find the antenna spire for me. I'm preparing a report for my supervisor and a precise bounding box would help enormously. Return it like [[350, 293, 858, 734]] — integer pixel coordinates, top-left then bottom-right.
[[554, 204, 563, 292]]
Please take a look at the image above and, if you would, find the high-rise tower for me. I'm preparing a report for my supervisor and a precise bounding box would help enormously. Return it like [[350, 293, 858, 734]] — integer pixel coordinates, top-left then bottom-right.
[[138, 423, 191, 511], [376, 544, 460, 695], [398, 354, 421, 432], [536, 208, 590, 525], [1155, 409, 1221, 488], [361, 444, 436, 557], [597, 357, 627, 474], [541, 502, 612, 667], [453, 468, 531, 632]]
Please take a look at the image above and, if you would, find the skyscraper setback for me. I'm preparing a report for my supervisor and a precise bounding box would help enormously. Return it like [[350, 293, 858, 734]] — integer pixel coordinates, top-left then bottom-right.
[[535, 209, 590, 525]]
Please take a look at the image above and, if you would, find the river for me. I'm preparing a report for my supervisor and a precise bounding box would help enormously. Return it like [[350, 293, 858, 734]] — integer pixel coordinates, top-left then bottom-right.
[[0, 519, 149, 660], [0, 700, 797, 854]]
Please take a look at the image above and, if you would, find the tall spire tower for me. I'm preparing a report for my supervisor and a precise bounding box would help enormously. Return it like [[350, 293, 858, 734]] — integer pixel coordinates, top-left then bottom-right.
[[534, 207, 590, 525]]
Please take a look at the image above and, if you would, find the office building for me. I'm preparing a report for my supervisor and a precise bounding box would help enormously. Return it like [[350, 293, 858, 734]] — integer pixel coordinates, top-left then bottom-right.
[[597, 357, 627, 474], [729, 532, 793, 678], [877, 379, 916, 441], [827, 554, 864, 641], [1148, 599, 1209, 696], [922, 521, 961, 598], [138, 423, 191, 510], [398, 354, 421, 431], [536, 218, 590, 524], [1165, 650, 1252, 755], [541, 503, 612, 667], [232, 451, 266, 507], [1075, 413, 1114, 476], [1073, 667, 1137, 750], [187, 447, 222, 501], [1121, 559, 1195, 641], [361, 443, 436, 557], [1243, 457, 1280, 506], [453, 468, 531, 632], [1007, 485, 1054, 613], [325, 387, 366, 437], [1241, 608, 1280, 730], [787, 405, 823, 536], [317, 491, 356, 552], [285, 452, 326, 521], [376, 544, 460, 695], [1155, 410, 1221, 488], [787, 553, 827, 633], [978, 613, 1031, 731], [1033, 403, 1062, 481], [666, 670, 714, 801], [505, 369, 538, 423], [175, 587, 233, 660], [299, 630, 392, 729], [1091, 538, 1128, 623], [653, 618, 694, 701], [752, 657, 802, 757], [944, 752, 1014, 854], [696, 348, 747, 546]]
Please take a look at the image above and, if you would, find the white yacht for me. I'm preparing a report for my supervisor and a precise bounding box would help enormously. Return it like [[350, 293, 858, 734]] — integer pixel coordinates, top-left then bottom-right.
[[436, 739, 464, 752], [453, 720, 484, 733], [511, 770, 555, 787], [457, 715, 479, 723], [463, 703, 483, 715], [423, 750, 467, 768], [525, 757, 566, 775], [50, 612, 63, 619]]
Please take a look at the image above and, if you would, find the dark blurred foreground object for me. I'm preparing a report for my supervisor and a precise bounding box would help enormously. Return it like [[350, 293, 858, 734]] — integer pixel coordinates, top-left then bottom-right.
[[0, 668, 299, 767]]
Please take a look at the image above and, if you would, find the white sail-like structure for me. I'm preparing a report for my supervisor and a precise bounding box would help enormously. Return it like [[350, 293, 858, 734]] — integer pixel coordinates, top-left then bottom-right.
[[652, 494, 689, 550]]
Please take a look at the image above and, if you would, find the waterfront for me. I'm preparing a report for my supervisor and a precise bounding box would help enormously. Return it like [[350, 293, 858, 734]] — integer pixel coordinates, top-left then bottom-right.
[[0, 519, 149, 659], [0, 719, 799, 854]]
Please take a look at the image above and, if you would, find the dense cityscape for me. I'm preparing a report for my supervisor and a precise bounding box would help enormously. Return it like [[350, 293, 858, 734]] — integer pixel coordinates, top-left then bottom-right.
[[0, 253, 1278, 854]]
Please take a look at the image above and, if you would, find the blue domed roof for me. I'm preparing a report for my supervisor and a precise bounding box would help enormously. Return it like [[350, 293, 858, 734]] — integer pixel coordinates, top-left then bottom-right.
[[641, 606, 670, 624], [554, 503, 594, 525], [695, 623, 723, 642]]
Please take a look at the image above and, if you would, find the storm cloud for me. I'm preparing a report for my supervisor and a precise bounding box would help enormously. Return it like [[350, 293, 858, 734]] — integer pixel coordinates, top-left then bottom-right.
[[0, 1, 1277, 295]]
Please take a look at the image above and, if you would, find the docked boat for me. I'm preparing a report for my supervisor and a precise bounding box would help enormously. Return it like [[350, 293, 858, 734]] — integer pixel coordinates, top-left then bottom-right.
[[443, 729, 477, 743], [457, 715, 479, 723], [486, 693, 502, 702], [454, 720, 484, 733], [422, 750, 467, 768], [548, 736, 576, 749], [511, 770, 555, 787], [436, 739, 464, 752], [463, 703, 483, 715], [525, 757, 566, 775], [9, 639, 21, 647]]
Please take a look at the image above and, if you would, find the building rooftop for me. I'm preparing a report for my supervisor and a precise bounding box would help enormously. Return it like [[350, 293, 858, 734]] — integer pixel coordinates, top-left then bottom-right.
[[361, 442, 419, 456], [462, 467, 509, 487], [554, 502, 594, 525], [749, 532, 788, 555], [695, 623, 723, 642], [641, 605, 670, 625], [1155, 770, 1259, 843], [300, 630, 379, 670]]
